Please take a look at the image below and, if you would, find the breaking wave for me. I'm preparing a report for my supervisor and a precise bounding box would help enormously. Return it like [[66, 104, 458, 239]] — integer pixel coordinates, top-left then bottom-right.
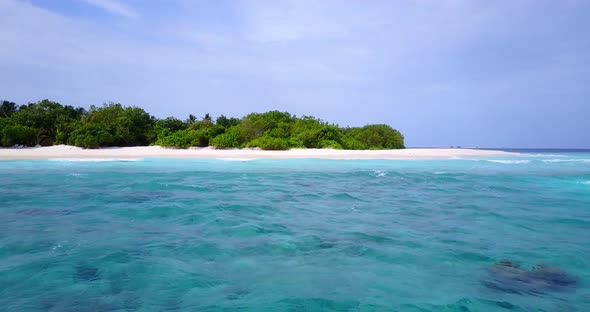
[[486, 160, 531, 164], [541, 159, 590, 163]]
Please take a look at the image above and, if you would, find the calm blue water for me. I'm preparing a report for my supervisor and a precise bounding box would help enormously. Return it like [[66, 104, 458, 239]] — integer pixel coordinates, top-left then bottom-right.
[[1, 151, 590, 311]]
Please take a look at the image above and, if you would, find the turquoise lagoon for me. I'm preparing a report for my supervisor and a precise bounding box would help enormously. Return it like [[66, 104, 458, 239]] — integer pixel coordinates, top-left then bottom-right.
[[1, 151, 589, 311]]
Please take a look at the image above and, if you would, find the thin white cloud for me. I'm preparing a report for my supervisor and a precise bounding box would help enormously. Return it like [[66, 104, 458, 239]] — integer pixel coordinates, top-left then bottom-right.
[[237, 0, 383, 43], [80, 0, 139, 19]]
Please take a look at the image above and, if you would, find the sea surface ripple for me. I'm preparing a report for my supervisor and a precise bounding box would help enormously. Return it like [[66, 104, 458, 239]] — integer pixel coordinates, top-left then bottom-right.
[[1, 154, 590, 311]]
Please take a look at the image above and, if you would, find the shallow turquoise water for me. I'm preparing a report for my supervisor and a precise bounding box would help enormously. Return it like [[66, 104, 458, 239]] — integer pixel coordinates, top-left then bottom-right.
[[1, 153, 590, 311]]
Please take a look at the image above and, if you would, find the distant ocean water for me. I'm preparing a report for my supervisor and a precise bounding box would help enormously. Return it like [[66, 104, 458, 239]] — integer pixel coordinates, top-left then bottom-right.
[[1, 150, 590, 311]]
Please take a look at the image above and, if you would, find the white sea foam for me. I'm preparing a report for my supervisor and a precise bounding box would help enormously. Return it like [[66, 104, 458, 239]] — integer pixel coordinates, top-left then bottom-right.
[[67, 173, 86, 177], [524, 154, 567, 158], [433, 171, 447, 175], [51, 244, 63, 252], [581, 181, 590, 185], [218, 158, 258, 162], [49, 158, 144, 162], [541, 159, 590, 163], [373, 170, 387, 177], [486, 159, 531, 164]]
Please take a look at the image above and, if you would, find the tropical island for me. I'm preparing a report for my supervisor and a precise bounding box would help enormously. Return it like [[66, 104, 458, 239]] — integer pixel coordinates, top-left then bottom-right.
[[0, 99, 404, 150], [0, 99, 521, 160]]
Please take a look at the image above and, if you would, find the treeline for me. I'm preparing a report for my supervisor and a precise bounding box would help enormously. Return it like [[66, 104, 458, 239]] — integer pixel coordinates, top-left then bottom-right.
[[0, 100, 405, 150]]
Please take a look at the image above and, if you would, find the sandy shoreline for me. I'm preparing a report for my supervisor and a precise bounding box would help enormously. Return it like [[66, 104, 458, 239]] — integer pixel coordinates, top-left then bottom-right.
[[0, 145, 522, 160]]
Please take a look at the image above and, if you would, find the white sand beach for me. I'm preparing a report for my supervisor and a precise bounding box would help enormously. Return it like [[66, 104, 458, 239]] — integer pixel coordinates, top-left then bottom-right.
[[0, 145, 522, 160]]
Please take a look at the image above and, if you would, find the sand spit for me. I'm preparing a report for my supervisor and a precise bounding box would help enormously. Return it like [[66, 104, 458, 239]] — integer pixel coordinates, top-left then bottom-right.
[[0, 145, 523, 160]]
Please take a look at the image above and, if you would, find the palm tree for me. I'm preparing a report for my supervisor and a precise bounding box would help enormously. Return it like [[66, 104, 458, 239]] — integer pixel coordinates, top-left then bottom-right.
[[187, 114, 197, 124]]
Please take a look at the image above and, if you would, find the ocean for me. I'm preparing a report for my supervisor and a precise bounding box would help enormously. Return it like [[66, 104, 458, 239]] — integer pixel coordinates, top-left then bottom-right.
[[1, 150, 589, 311]]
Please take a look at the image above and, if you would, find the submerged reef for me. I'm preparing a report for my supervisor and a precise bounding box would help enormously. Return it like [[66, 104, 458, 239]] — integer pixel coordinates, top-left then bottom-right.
[[483, 259, 578, 295]]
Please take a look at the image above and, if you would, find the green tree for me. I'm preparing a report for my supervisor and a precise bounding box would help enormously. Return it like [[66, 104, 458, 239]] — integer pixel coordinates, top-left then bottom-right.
[[186, 114, 197, 125], [0, 101, 17, 118], [74, 103, 155, 147], [0, 117, 7, 144], [156, 129, 210, 148], [344, 124, 405, 149], [154, 117, 188, 140], [1, 125, 39, 146], [238, 111, 293, 142], [68, 123, 113, 149], [215, 115, 241, 128], [9, 99, 77, 145], [210, 126, 241, 148], [247, 135, 290, 150]]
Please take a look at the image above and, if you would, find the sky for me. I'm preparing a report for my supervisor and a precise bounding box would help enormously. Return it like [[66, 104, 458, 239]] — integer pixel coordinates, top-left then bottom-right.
[[0, 0, 589, 148]]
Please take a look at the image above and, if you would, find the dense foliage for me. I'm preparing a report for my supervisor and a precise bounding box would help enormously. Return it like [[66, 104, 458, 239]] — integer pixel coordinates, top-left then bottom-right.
[[0, 99, 405, 150]]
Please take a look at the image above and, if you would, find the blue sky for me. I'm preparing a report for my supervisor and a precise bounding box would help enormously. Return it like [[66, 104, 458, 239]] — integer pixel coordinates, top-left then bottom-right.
[[1, 0, 588, 148]]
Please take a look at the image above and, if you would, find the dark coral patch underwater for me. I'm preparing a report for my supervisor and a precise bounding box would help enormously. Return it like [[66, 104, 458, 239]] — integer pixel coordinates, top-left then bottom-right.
[[483, 260, 579, 295]]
